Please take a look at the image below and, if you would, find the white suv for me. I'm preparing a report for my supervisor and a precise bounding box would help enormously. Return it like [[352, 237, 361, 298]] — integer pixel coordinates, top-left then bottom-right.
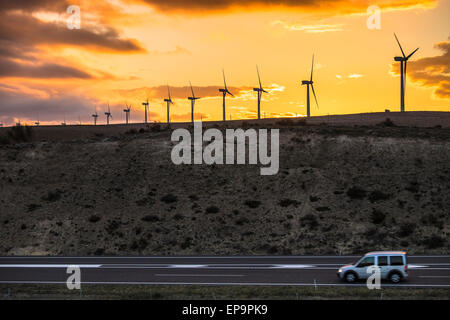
[[337, 251, 408, 283]]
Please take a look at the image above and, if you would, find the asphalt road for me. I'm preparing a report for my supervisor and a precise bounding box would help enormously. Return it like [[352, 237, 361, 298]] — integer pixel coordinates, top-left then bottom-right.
[[0, 255, 449, 287]]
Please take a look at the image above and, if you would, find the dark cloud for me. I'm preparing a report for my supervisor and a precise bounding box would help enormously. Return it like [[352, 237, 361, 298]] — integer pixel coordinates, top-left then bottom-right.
[[0, 0, 68, 12], [0, 2, 144, 79], [0, 56, 92, 79], [0, 11, 144, 52], [393, 37, 450, 99], [0, 85, 162, 126], [0, 85, 96, 124], [0, 39, 93, 79], [138, 0, 436, 14]]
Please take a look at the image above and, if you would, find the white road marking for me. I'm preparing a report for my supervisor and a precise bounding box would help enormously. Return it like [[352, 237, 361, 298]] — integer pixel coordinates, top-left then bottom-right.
[[273, 264, 315, 269], [0, 280, 449, 287], [2, 255, 448, 259], [98, 264, 317, 269], [169, 265, 205, 268], [408, 265, 428, 269], [154, 274, 244, 277], [0, 263, 448, 270], [0, 264, 101, 268]]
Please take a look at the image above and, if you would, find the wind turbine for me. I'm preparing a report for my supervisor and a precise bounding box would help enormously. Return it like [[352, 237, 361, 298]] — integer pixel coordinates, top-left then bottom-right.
[[61, 113, 66, 126], [219, 69, 234, 121], [92, 108, 98, 125], [394, 33, 419, 112], [253, 66, 268, 120], [123, 103, 131, 124], [35, 113, 40, 126], [105, 103, 112, 125], [164, 85, 174, 124], [301, 55, 319, 118], [142, 98, 149, 123], [188, 81, 201, 123]]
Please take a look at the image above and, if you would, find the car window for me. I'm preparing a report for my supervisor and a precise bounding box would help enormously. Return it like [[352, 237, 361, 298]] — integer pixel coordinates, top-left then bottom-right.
[[357, 257, 374, 268], [390, 256, 404, 266], [378, 256, 388, 266]]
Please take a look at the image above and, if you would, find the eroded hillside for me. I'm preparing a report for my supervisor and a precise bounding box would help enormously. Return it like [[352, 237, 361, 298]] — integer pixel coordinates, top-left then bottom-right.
[[0, 124, 449, 255]]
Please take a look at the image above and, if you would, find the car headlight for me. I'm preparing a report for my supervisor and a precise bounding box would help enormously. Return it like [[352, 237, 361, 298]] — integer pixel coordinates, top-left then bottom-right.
[[338, 269, 342, 273]]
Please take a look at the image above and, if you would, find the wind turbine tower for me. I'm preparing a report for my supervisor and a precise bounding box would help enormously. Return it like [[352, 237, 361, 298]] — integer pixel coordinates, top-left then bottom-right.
[[142, 98, 149, 123], [123, 103, 131, 124], [253, 66, 268, 120], [394, 33, 419, 112], [105, 103, 112, 125], [219, 69, 234, 121], [92, 108, 98, 125], [188, 81, 201, 123], [164, 85, 174, 124], [301, 55, 319, 118]]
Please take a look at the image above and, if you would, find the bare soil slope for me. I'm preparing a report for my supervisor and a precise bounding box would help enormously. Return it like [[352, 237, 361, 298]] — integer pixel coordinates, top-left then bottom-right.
[[0, 115, 449, 255]]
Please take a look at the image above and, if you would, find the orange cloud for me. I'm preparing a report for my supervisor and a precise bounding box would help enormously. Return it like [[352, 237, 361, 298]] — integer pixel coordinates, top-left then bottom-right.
[[391, 37, 450, 99], [0, 12, 144, 53], [170, 112, 210, 121], [135, 0, 436, 15], [116, 85, 254, 100], [0, 1, 145, 81], [271, 20, 344, 33]]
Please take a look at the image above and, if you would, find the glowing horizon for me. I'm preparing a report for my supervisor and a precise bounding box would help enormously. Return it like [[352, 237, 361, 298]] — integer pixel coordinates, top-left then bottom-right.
[[0, 0, 449, 126]]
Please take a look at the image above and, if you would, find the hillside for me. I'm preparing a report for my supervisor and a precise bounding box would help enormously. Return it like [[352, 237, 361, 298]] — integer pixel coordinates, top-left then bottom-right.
[[0, 114, 449, 256]]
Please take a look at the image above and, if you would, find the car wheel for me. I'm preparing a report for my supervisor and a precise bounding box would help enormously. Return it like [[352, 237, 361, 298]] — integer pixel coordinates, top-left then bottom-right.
[[345, 272, 357, 283], [389, 272, 402, 283]]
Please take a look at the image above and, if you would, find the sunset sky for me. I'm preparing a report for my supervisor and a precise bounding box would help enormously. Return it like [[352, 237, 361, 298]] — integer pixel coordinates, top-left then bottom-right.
[[0, 0, 449, 125]]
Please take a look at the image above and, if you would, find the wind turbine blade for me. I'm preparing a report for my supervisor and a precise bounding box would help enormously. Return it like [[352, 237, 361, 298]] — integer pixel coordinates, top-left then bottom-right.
[[311, 84, 319, 109], [394, 33, 406, 58], [190, 81, 195, 98], [257, 65, 262, 89], [406, 47, 419, 60], [167, 85, 171, 100], [228, 91, 234, 97], [222, 69, 227, 89], [310, 54, 314, 81]]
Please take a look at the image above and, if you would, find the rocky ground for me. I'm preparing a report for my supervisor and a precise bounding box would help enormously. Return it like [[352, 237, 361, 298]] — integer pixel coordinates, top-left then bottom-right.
[[0, 115, 449, 256]]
